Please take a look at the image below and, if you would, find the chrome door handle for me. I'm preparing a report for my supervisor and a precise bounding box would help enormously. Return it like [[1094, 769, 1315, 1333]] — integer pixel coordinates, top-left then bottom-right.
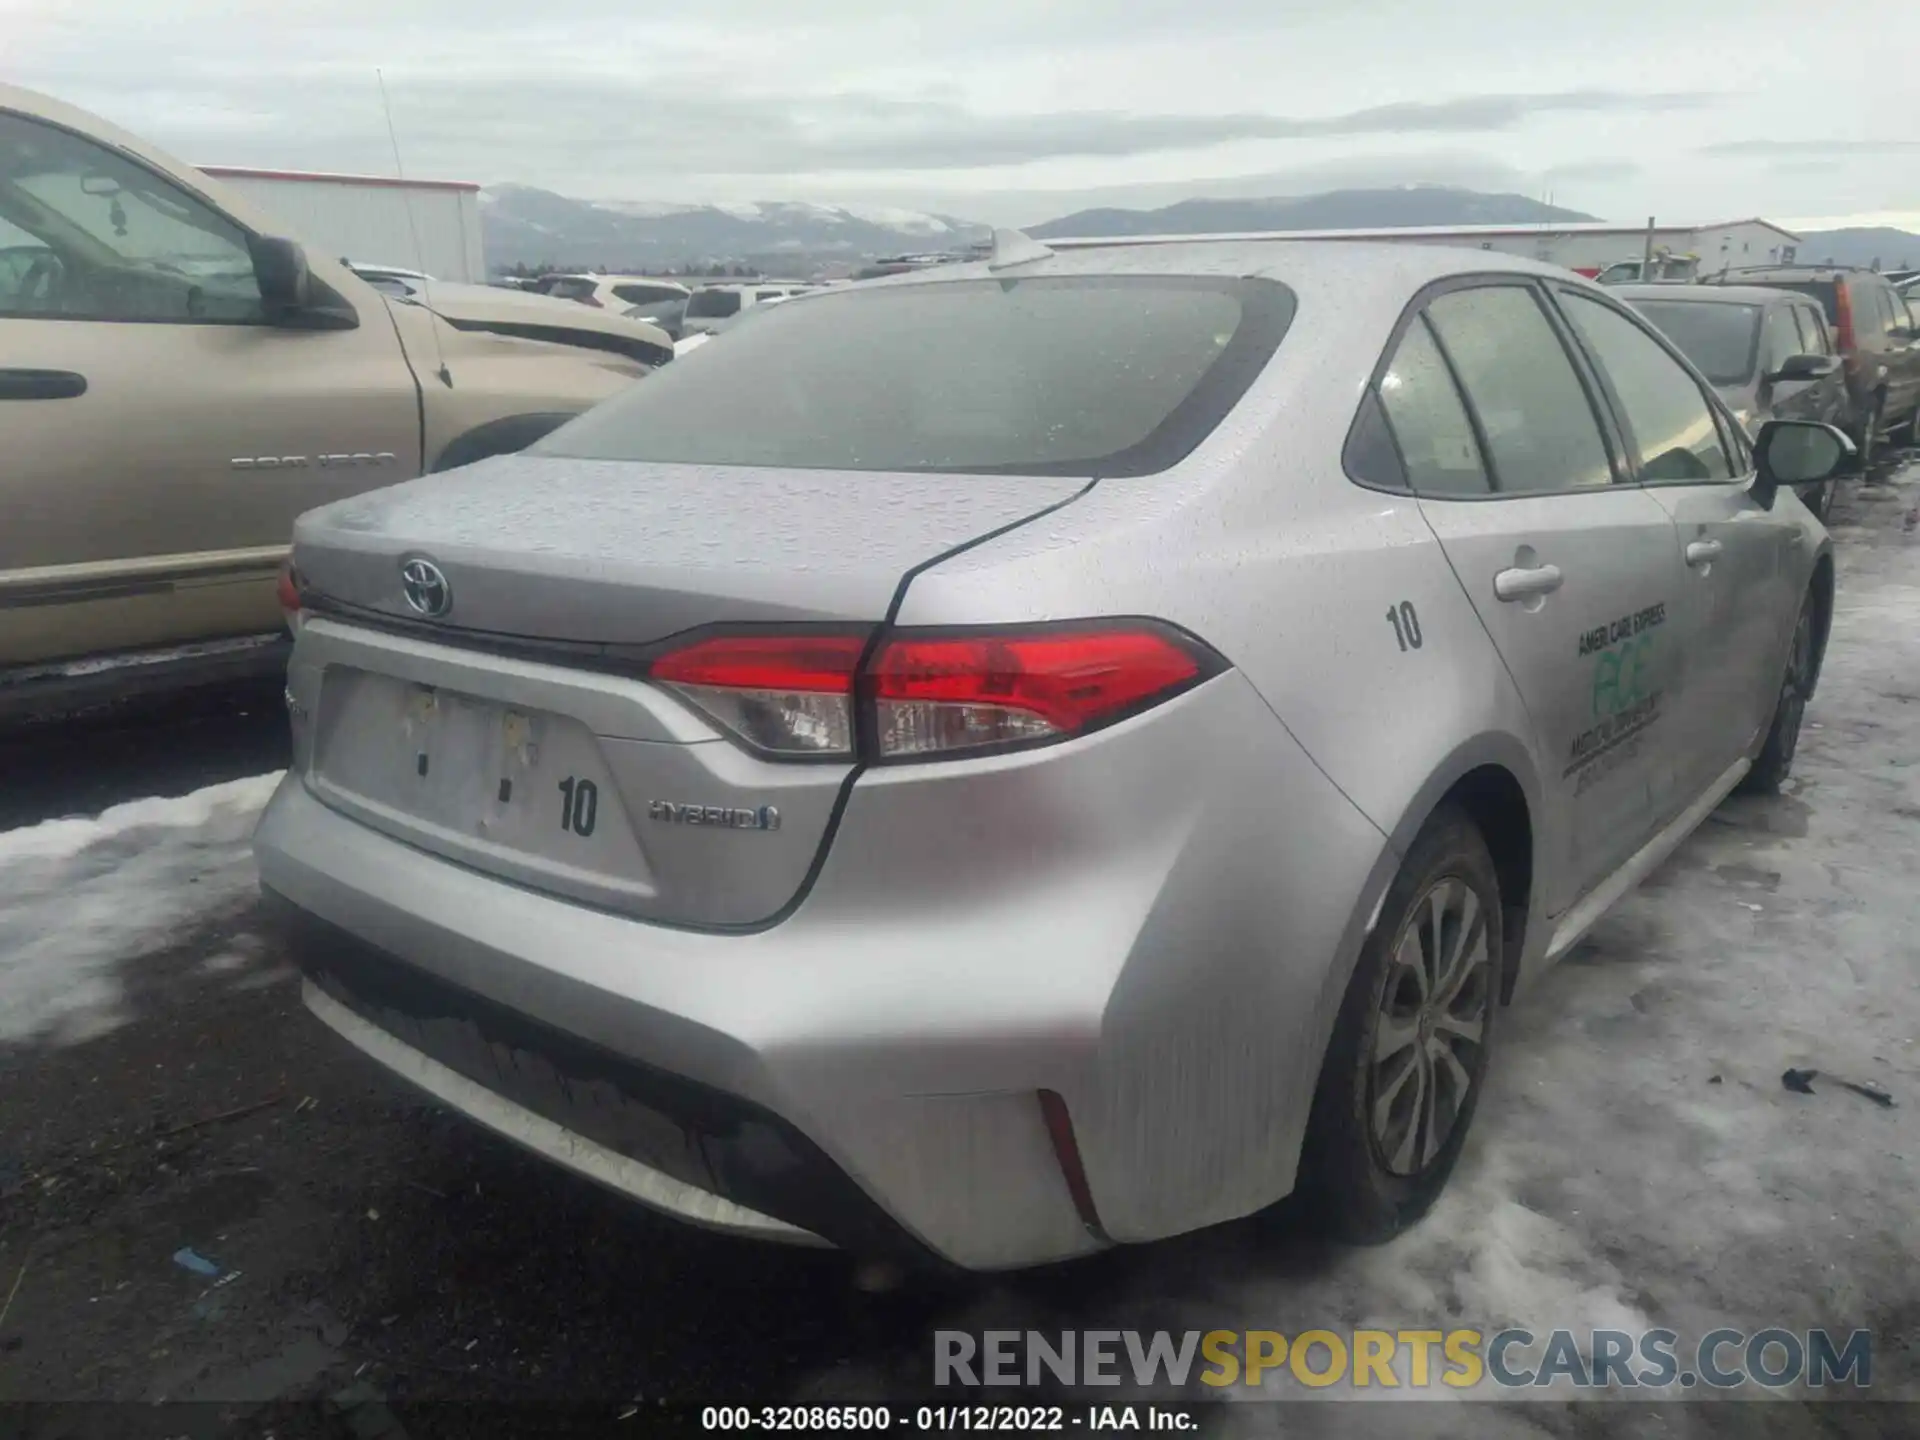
[[1685, 539, 1724, 567], [1493, 564, 1564, 601]]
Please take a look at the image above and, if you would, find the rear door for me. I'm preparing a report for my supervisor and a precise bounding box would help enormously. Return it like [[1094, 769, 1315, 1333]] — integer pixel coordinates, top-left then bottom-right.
[[1385, 280, 1687, 912], [1784, 302, 1848, 428], [1550, 285, 1801, 803], [1756, 302, 1820, 424], [1865, 279, 1920, 424], [0, 106, 419, 668]]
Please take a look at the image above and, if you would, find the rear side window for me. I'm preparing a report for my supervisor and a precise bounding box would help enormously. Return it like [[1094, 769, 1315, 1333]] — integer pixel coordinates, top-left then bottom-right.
[[1557, 292, 1733, 483], [1423, 285, 1615, 493], [1791, 305, 1830, 355], [547, 277, 600, 302], [1869, 284, 1905, 338], [1758, 305, 1803, 377], [686, 289, 743, 319], [1376, 318, 1490, 496], [1764, 281, 1840, 325], [539, 275, 1295, 477]]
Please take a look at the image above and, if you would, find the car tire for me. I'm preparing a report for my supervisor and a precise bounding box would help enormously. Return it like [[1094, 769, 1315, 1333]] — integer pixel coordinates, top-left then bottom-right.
[[1296, 805, 1502, 1243], [1855, 395, 1884, 472], [1738, 591, 1816, 796], [1892, 404, 1917, 447]]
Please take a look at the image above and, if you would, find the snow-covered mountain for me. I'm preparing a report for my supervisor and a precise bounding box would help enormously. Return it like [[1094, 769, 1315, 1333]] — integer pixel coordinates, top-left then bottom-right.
[[480, 185, 985, 272]]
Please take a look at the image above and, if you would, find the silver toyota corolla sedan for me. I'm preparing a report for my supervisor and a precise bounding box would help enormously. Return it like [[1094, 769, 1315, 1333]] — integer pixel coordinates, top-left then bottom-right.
[[255, 235, 1850, 1272]]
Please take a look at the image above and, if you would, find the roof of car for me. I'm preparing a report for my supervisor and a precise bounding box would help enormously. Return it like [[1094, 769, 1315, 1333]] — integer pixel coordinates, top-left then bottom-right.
[[1612, 283, 1810, 305], [844, 237, 1589, 294], [1706, 265, 1874, 282]]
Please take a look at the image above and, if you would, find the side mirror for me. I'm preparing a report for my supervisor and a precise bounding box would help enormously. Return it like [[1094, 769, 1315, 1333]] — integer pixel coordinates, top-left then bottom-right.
[[250, 235, 312, 317], [1765, 353, 1841, 384], [1751, 418, 1855, 510]]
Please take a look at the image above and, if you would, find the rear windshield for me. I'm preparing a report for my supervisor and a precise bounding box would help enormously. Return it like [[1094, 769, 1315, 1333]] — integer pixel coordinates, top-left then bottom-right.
[[537, 275, 1296, 477], [1625, 300, 1761, 385], [547, 277, 601, 302], [1758, 281, 1840, 324], [613, 282, 686, 306], [686, 289, 743, 318]]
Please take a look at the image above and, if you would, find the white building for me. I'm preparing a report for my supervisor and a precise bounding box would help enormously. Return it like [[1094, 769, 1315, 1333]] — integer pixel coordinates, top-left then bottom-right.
[[1049, 218, 1802, 278], [195, 166, 487, 283]]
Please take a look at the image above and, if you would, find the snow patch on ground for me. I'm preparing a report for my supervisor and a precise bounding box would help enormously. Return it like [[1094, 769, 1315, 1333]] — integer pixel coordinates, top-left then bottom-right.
[[0, 773, 283, 1044]]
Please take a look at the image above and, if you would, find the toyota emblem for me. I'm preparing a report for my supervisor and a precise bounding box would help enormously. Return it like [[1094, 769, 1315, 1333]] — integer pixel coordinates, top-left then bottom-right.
[[399, 557, 452, 618]]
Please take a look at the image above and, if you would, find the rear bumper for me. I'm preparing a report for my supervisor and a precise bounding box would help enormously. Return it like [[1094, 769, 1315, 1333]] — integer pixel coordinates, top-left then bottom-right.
[[274, 897, 914, 1258], [254, 670, 1394, 1269]]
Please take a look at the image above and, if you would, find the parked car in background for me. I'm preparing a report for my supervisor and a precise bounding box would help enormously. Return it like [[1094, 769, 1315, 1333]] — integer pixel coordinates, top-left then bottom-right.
[[0, 84, 666, 720], [541, 273, 691, 315], [1704, 265, 1920, 466], [346, 261, 433, 293], [620, 293, 689, 341], [1617, 284, 1848, 517], [341, 272, 673, 366], [678, 282, 814, 336], [259, 237, 1847, 1272], [1596, 253, 1701, 285]]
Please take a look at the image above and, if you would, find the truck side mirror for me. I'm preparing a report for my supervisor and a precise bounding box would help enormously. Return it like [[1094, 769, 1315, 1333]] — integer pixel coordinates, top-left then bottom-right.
[[251, 235, 312, 317]]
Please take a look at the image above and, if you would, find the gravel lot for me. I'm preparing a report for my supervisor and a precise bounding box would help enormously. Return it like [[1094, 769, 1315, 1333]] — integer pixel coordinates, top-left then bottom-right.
[[1, 459, 1916, 1438]]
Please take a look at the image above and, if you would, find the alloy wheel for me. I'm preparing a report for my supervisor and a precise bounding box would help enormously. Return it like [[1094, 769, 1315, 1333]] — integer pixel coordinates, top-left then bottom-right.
[[1369, 877, 1492, 1177]]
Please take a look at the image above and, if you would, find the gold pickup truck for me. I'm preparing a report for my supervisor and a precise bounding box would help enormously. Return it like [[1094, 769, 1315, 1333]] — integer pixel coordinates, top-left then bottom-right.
[[0, 84, 669, 719]]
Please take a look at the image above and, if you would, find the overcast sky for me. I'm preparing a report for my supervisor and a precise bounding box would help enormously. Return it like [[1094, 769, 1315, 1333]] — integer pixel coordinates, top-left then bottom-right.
[[4, 0, 1914, 229]]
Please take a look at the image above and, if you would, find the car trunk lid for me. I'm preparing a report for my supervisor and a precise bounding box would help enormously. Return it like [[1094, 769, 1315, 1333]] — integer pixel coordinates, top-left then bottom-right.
[[290, 454, 1087, 927]]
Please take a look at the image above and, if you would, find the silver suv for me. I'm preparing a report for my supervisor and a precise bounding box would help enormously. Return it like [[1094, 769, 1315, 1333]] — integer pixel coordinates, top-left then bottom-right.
[[256, 238, 1847, 1271]]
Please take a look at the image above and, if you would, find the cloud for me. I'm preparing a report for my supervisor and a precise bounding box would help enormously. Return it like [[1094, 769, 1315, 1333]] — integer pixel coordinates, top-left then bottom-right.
[[26, 55, 1707, 185], [796, 91, 1704, 171], [1540, 159, 1642, 183], [1700, 139, 1920, 157]]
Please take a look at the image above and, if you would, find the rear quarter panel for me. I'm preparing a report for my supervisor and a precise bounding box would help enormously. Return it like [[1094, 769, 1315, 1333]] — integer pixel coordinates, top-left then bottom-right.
[[895, 277, 1547, 878], [892, 282, 1551, 1225]]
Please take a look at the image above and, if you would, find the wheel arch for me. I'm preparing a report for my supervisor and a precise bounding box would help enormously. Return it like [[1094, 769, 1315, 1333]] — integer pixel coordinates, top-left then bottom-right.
[[1807, 547, 1836, 699], [1378, 733, 1542, 1006], [429, 411, 578, 473]]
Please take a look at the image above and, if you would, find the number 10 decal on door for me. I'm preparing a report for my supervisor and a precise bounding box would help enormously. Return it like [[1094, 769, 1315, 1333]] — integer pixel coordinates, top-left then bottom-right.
[[1386, 600, 1424, 652]]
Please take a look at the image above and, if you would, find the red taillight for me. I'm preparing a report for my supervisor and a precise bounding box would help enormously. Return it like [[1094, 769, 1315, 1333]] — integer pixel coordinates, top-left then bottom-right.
[[276, 562, 303, 631], [867, 627, 1205, 759], [644, 622, 1219, 762], [650, 632, 866, 758], [1037, 1090, 1106, 1239], [1834, 283, 1856, 354]]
